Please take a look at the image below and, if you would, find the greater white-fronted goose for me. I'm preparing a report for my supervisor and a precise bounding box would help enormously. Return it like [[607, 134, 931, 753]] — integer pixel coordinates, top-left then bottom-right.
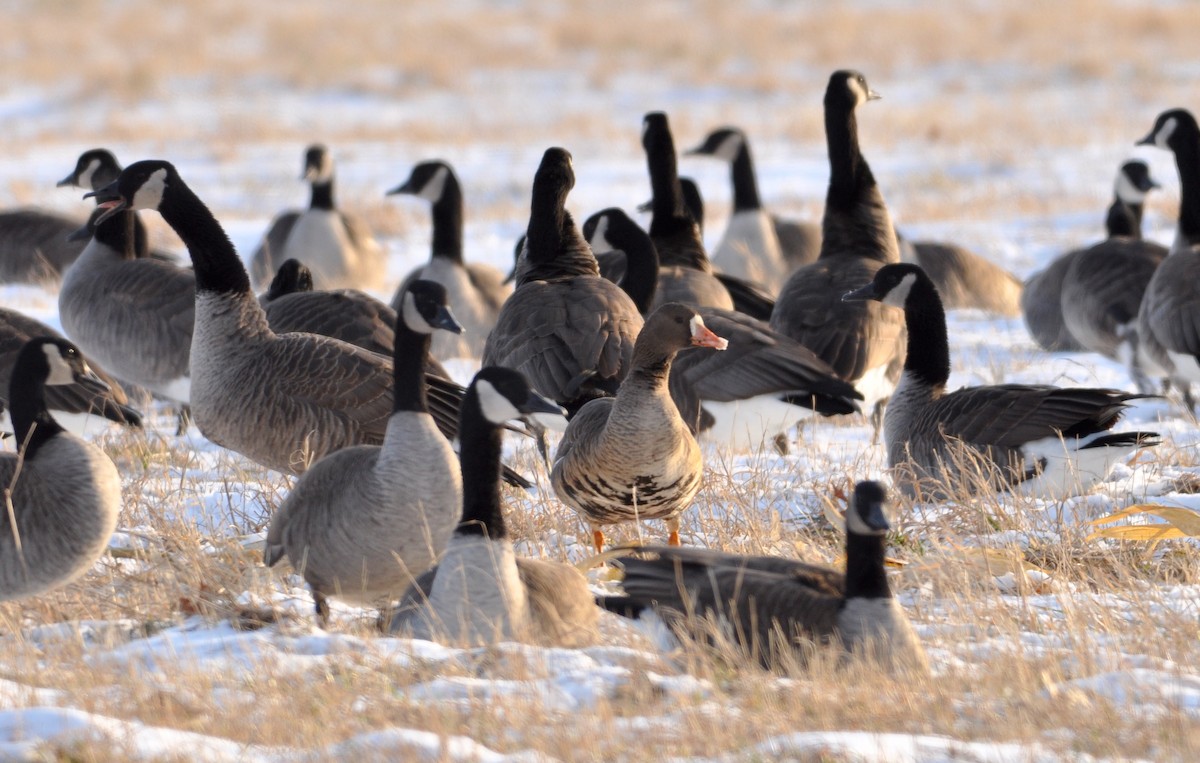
[[551, 303, 728, 552], [686, 125, 821, 281], [0, 337, 123, 601], [0, 308, 141, 436], [265, 280, 465, 623], [89, 160, 531, 487], [1060, 161, 1167, 390], [844, 263, 1160, 499], [1134, 109, 1200, 407], [599, 481, 928, 672], [249, 144, 387, 290], [583, 207, 861, 451], [387, 160, 511, 361], [896, 232, 1023, 316], [390, 366, 597, 647], [483, 148, 644, 415], [1022, 159, 1161, 353], [769, 70, 906, 413]]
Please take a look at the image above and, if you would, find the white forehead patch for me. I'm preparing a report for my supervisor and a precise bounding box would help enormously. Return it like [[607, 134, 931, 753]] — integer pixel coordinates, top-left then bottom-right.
[[1114, 168, 1147, 205], [588, 215, 613, 253], [42, 344, 76, 386], [78, 158, 100, 190], [689, 314, 706, 337], [1155, 117, 1178, 148], [713, 132, 743, 162], [475, 379, 521, 425], [880, 272, 917, 309], [401, 292, 434, 334], [418, 165, 450, 202], [131, 167, 168, 211]]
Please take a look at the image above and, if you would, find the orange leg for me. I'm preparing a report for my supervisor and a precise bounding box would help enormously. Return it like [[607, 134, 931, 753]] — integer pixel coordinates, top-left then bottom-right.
[[666, 517, 681, 547], [592, 527, 606, 555]]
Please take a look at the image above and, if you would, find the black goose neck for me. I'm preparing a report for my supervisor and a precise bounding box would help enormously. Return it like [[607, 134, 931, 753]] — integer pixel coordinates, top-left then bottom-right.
[[9, 359, 63, 461], [901, 275, 950, 388], [93, 209, 149, 260], [1105, 198, 1142, 239], [392, 320, 431, 414], [647, 139, 710, 270], [1171, 131, 1200, 244], [729, 141, 763, 212], [825, 103, 875, 213], [611, 221, 660, 314], [843, 533, 891, 599], [309, 178, 335, 211], [157, 174, 252, 295], [430, 174, 464, 264], [454, 391, 506, 539]]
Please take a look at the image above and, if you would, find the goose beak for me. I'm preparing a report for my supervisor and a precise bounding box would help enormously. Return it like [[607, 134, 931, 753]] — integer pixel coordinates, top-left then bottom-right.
[[635, 197, 653, 213], [91, 199, 127, 226], [431, 306, 465, 335], [56, 172, 77, 188], [520, 390, 568, 432], [74, 365, 111, 395], [65, 223, 92, 243], [386, 179, 416, 196], [84, 179, 127, 225], [1136, 130, 1155, 147], [502, 265, 516, 286], [863, 498, 890, 532], [867, 88, 882, 101], [842, 283, 880, 302], [690, 316, 729, 350]]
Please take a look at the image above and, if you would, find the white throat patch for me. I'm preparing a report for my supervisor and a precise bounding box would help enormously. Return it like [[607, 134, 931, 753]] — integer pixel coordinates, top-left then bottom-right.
[[475, 380, 521, 425], [131, 168, 168, 211], [401, 292, 434, 334], [42, 345, 76, 386], [588, 215, 613, 254], [1155, 117, 1178, 148], [881, 273, 917, 309], [419, 166, 450, 202]]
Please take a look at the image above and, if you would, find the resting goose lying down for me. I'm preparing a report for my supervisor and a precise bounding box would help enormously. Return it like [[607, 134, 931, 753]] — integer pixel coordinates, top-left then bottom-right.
[[844, 263, 1160, 499]]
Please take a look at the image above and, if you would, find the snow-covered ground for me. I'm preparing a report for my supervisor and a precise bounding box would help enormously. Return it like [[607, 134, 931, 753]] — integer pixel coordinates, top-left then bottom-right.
[[2, 2, 1200, 760]]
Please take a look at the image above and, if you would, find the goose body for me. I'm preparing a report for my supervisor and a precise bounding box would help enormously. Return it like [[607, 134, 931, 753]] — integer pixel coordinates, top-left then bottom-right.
[[0, 338, 123, 601], [250, 145, 386, 290], [0, 308, 141, 436], [388, 161, 511, 360], [844, 263, 1160, 499], [770, 71, 906, 411], [0, 209, 85, 284], [552, 303, 728, 551], [265, 281, 464, 619], [599, 481, 927, 672], [1134, 109, 1200, 395], [483, 148, 643, 414], [391, 367, 597, 647], [897, 234, 1023, 316]]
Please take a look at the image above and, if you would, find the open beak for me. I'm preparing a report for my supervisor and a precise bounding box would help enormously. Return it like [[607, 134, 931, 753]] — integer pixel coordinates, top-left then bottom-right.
[[90, 199, 127, 226], [689, 316, 728, 350]]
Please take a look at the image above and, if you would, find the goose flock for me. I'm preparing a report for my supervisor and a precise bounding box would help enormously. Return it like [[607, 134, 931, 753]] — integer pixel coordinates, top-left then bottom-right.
[[0, 67, 1188, 672]]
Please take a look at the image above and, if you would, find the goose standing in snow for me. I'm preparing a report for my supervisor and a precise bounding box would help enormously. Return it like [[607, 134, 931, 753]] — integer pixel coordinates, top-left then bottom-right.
[[770, 70, 906, 416], [249, 144, 387, 290], [390, 367, 597, 647], [844, 263, 1160, 499], [265, 280, 465, 623], [387, 160, 511, 360], [599, 481, 927, 672], [552, 303, 728, 553], [0, 338, 123, 601]]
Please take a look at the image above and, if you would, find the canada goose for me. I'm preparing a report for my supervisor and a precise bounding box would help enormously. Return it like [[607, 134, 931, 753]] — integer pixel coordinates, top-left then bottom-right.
[[769, 70, 906, 413], [642, 112, 739, 312], [88, 160, 532, 486], [483, 148, 643, 415], [552, 303, 728, 553], [387, 160, 512, 360], [686, 126, 822, 280], [844, 263, 1161, 499], [0, 209, 85, 284], [0, 337, 123, 601], [599, 481, 928, 672], [895, 232, 1023, 316], [1134, 109, 1200, 406], [0, 308, 141, 436], [1022, 159, 1161, 353], [583, 207, 862, 450], [58, 205, 195, 408], [249, 144, 387, 290], [390, 367, 597, 647], [1060, 161, 1168, 390], [265, 280, 465, 623]]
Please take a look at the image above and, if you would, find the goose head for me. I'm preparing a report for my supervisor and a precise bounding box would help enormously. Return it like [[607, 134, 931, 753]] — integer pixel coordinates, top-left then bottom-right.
[[685, 126, 745, 163], [400, 280, 464, 336], [1115, 159, 1160, 205], [302, 144, 334, 184], [846, 480, 890, 536], [827, 70, 880, 110], [470, 366, 567, 428], [387, 160, 453, 203], [58, 148, 121, 190], [1138, 108, 1198, 152], [266, 259, 315, 300], [640, 303, 728, 356], [20, 337, 108, 393], [86, 159, 175, 224], [842, 262, 927, 310]]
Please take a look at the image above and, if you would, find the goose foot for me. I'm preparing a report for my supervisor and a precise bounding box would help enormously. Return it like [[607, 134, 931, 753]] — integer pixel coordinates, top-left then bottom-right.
[[666, 516, 681, 546], [313, 591, 330, 628], [772, 433, 791, 456], [592, 528, 606, 555], [175, 405, 192, 436]]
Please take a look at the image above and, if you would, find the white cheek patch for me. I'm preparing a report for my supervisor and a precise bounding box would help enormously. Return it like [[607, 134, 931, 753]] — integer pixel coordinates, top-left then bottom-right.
[[42, 345, 76, 386], [714, 132, 743, 163], [848, 77, 867, 106], [402, 292, 434, 334], [881, 272, 917, 308], [588, 215, 613, 253], [78, 158, 100, 190], [1156, 117, 1178, 148], [1114, 168, 1147, 205], [419, 166, 449, 202], [475, 380, 521, 425], [131, 168, 168, 211]]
